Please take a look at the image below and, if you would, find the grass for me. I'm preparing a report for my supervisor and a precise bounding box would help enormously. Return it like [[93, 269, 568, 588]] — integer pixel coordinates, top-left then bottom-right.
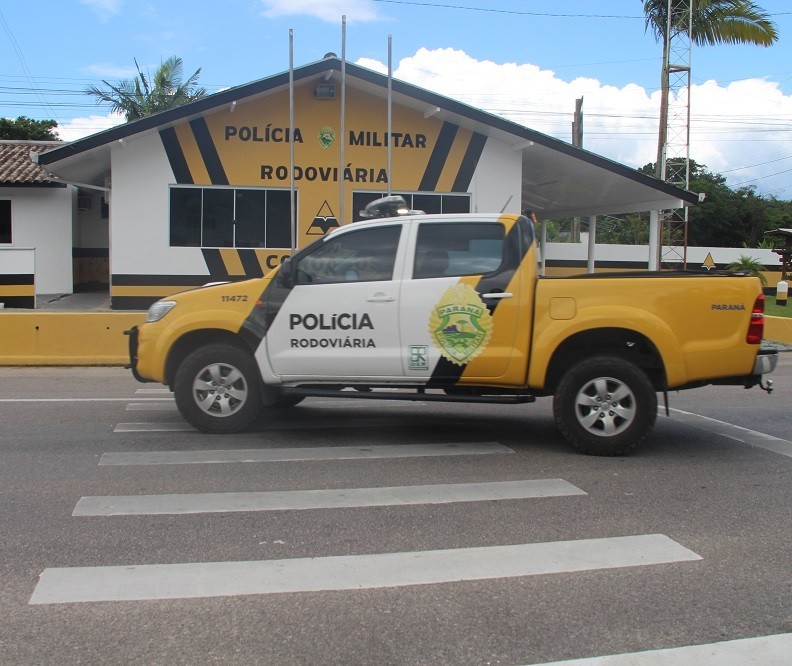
[[765, 298, 792, 318]]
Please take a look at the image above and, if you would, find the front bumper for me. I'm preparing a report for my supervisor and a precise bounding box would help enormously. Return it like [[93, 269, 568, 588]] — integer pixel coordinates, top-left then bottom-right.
[[123, 325, 153, 383]]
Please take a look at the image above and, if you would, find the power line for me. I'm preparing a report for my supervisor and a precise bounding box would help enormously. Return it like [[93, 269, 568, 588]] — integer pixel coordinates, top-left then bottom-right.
[[371, 0, 643, 19], [0, 8, 64, 125]]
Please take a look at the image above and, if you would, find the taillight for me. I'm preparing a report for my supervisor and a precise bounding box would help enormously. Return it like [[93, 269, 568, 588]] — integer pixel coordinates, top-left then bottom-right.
[[746, 293, 765, 344]]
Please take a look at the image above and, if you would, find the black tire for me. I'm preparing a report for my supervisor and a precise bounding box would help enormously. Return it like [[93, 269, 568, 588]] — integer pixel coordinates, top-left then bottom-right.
[[553, 356, 657, 456], [174, 343, 262, 434]]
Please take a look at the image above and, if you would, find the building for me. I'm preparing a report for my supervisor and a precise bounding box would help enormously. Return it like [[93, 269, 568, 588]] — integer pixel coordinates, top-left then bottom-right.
[[35, 56, 696, 310], [0, 140, 109, 308]]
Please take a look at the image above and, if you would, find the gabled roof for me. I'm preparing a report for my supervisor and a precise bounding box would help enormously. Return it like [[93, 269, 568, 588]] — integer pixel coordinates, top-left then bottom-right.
[[37, 56, 697, 217], [0, 141, 64, 187]]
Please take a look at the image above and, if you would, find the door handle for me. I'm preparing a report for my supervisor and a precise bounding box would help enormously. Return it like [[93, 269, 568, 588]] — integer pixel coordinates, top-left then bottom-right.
[[482, 292, 513, 300], [367, 294, 396, 303]]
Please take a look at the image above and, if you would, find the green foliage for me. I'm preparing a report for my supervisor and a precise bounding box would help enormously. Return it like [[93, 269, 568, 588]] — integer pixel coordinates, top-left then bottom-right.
[[640, 158, 792, 248], [726, 255, 768, 286], [643, 1, 778, 176], [86, 56, 206, 121], [0, 116, 59, 140], [643, 0, 778, 47]]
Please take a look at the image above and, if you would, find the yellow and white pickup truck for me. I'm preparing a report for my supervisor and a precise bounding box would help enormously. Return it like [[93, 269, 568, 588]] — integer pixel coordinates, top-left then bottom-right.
[[127, 204, 777, 455]]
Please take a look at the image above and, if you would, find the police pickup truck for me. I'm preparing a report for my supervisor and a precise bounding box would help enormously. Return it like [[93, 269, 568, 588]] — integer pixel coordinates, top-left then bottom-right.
[[127, 199, 777, 455]]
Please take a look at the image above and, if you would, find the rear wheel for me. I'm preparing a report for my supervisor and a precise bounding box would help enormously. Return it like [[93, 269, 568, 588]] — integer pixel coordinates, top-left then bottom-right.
[[174, 343, 261, 433], [553, 356, 657, 456]]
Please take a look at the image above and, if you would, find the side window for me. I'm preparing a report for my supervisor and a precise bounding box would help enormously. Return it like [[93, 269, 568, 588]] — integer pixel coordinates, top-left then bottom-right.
[[414, 223, 505, 279], [0, 200, 11, 244], [296, 225, 401, 285]]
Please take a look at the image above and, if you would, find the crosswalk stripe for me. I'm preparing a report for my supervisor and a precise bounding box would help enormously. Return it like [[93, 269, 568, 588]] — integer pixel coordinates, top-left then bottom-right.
[[135, 388, 172, 394], [73, 479, 585, 516], [114, 422, 193, 432], [0, 398, 171, 403], [532, 632, 792, 665], [28, 534, 700, 604], [99, 442, 513, 466], [114, 416, 459, 433], [668, 409, 792, 458], [125, 402, 178, 411]]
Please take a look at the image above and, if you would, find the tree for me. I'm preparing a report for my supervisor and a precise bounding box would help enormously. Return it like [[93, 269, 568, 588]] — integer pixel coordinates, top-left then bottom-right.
[[643, 0, 778, 177], [726, 255, 768, 285], [86, 56, 206, 121], [0, 116, 59, 140]]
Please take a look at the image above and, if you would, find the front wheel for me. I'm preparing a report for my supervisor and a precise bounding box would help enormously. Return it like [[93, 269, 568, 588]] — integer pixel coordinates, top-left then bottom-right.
[[553, 356, 657, 456], [174, 343, 262, 433]]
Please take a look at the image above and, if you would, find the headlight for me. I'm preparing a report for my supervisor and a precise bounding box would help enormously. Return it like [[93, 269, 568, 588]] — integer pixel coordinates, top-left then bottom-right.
[[145, 300, 177, 322]]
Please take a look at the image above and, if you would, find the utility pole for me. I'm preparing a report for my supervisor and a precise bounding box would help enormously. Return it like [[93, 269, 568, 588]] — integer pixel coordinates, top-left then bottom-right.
[[572, 97, 583, 149], [659, 0, 692, 270], [571, 97, 583, 243]]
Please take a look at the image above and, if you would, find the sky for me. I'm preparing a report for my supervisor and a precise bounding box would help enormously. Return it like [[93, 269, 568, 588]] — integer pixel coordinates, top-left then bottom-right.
[[1, 0, 791, 197]]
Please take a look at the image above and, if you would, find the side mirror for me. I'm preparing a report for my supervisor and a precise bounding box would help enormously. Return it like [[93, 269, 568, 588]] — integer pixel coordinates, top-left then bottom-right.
[[278, 257, 295, 288]]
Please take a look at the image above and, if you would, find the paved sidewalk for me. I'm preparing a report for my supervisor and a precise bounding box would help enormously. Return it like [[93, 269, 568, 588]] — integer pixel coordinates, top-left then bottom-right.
[[36, 293, 111, 311]]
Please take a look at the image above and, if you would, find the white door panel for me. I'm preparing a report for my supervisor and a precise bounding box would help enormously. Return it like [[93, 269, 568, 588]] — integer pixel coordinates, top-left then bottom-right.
[[266, 281, 401, 378]]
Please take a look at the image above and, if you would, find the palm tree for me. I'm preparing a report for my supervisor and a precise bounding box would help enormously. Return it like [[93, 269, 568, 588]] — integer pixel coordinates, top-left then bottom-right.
[[86, 56, 206, 121], [643, 0, 778, 178], [727, 255, 768, 286]]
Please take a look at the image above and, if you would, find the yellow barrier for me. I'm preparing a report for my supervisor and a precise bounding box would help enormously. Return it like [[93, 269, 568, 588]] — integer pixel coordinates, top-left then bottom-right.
[[0, 310, 789, 367], [0, 312, 145, 366], [764, 316, 792, 346]]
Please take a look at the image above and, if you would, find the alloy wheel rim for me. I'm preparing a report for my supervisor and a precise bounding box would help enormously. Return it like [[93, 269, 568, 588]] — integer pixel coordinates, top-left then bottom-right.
[[574, 376, 636, 437], [192, 362, 248, 417]]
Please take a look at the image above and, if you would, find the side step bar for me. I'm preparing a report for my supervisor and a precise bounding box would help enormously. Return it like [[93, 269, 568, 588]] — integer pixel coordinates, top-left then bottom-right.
[[282, 388, 536, 405]]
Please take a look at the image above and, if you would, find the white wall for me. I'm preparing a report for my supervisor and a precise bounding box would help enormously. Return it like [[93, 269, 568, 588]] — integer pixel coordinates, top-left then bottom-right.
[[2, 186, 74, 293], [76, 192, 109, 248], [110, 132, 210, 276], [0, 247, 35, 274], [470, 139, 522, 214], [546, 235, 782, 271]]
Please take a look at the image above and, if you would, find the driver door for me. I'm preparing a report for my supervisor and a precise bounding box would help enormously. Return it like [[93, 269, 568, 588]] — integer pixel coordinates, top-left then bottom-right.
[[265, 224, 405, 380]]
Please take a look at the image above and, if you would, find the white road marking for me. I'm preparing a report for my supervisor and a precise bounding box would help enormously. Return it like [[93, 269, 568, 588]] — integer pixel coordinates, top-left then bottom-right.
[[669, 409, 792, 458], [99, 442, 513, 466], [114, 416, 458, 433], [0, 398, 174, 403], [135, 388, 172, 395], [28, 534, 700, 604], [114, 422, 193, 432], [73, 479, 585, 516], [125, 402, 178, 411], [533, 632, 792, 665]]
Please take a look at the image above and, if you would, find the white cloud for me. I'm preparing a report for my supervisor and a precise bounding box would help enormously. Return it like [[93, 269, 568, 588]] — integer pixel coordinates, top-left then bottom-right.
[[359, 48, 792, 196], [258, 0, 380, 23], [56, 113, 125, 142], [83, 63, 138, 79], [79, 0, 123, 21]]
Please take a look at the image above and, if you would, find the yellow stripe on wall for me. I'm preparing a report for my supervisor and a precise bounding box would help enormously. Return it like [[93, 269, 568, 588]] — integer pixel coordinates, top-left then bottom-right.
[[435, 127, 473, 193], [175, 123, 210, 184], [0, 285, 36, 297], [219, 249, 246, 276]]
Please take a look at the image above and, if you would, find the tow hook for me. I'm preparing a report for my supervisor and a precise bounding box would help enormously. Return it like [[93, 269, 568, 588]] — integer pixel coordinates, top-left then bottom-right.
[[760, 378, 774, 394]]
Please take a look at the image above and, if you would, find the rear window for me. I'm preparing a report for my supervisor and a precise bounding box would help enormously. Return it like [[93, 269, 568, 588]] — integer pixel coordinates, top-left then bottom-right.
[[413, 222, 505, 279]]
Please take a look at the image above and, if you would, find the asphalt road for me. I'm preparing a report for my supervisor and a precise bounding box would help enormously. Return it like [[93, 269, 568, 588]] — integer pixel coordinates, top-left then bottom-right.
[[0, 360, 790, 665]]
